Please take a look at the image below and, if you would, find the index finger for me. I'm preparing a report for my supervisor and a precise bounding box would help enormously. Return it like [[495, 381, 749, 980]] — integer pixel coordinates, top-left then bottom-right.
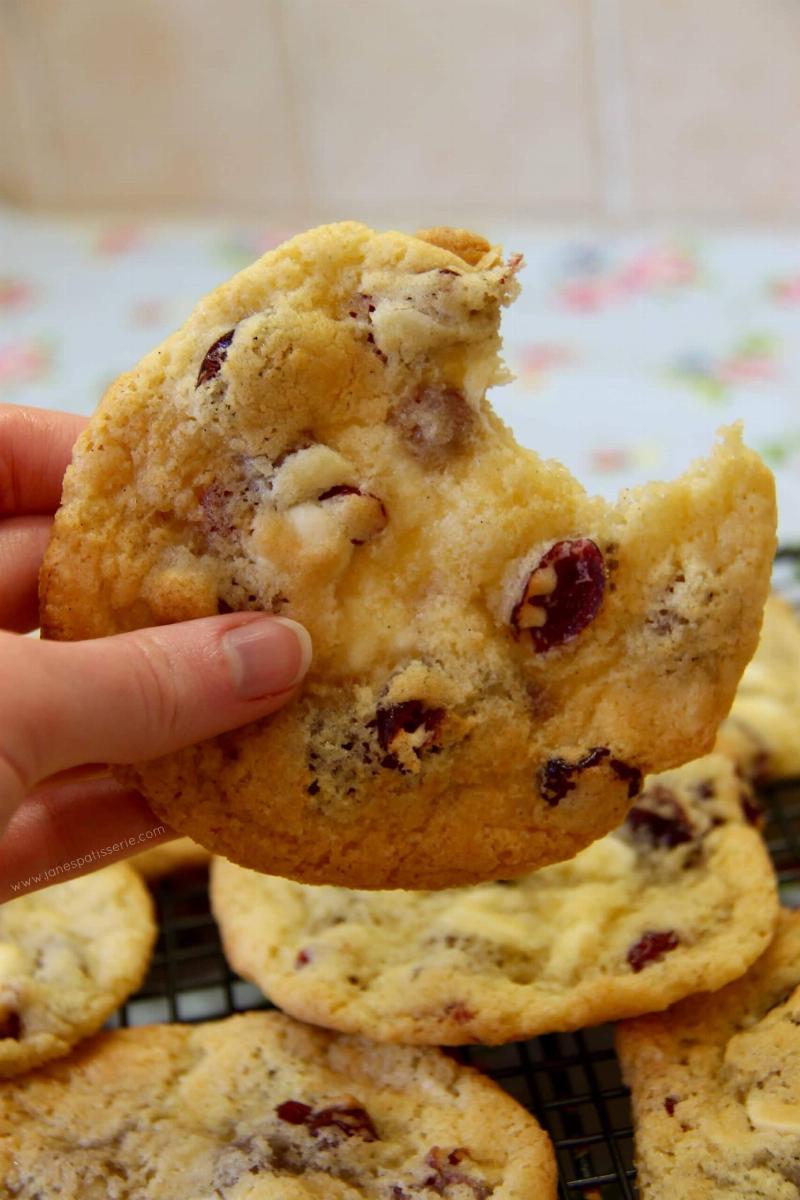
[[0, 405, 87, 517]]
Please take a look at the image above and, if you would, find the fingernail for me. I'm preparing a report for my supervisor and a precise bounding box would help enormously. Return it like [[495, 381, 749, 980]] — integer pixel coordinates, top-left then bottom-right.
[[223, 618, 312, 700]]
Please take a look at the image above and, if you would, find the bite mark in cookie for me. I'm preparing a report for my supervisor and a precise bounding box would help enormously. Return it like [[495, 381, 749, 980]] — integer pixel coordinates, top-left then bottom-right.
[[40, 221, 776, 888]]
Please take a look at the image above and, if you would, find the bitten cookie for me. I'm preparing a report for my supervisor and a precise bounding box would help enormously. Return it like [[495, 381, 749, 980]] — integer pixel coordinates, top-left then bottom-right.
[[41, 221, 776, 888], [0, 1010, 556, 1199], [211, 754, 777, 1044], [130, 837, 211, 882], [715, 593, 800, 782], [0, 863, 155, 1077], [617, 908, 800, 1199]]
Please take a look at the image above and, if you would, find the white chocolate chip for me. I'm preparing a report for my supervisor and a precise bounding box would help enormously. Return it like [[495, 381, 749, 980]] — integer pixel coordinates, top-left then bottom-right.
[[271, 445, 353, 510], [746, 1091, 800, 1133], [0, 943, 26, 981]]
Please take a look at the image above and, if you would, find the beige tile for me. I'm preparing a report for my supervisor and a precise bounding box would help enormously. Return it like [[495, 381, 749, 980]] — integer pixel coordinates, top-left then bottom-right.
[[0, 4, 35, 202], [5, 0, 301, 213], [621, 0, 800, 218], [281, 0, 601, 221]]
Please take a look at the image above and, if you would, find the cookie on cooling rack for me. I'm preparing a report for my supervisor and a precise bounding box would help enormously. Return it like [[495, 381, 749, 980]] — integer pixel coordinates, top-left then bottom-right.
[[130, 837, 211, 882], [41, 220, 776, 888], [211, 754, 777, 1044], [618, 908, 800, 1199], [0, 1010, 556, 1199], [0, 863, 155, 1078], [716, 593, 800, 782]]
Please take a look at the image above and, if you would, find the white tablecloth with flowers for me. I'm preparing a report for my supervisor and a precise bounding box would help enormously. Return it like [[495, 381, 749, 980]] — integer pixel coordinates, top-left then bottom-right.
[[2, 209, 799, 542]]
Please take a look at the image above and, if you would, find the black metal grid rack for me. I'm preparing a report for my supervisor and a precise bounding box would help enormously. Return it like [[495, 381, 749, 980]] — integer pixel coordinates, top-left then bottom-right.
[[113, 549, 800, 1199]]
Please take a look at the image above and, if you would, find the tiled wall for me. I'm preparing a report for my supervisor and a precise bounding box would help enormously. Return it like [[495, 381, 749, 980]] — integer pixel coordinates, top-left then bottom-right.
[[2, 0, 799, 222]]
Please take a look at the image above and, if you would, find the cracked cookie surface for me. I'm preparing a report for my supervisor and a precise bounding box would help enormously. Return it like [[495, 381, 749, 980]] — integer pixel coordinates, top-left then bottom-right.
[[716, 593, 800, 782], [0, 1010, 556, 1199], [618, 908, 800, 1199], [41, 221, 776, 887], [211, 755, 777, 1044], [0, 863, 155, 1077]]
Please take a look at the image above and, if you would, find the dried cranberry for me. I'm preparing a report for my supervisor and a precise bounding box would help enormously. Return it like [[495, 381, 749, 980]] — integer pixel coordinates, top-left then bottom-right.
[[375, 701, 445, 762], [609, 757, 643, 799], [539, 746, 610, 805], [511, 538, 605, 651], [308, 1103, 379, 1142], [295, 949, 312, 968], [740, 790, 763, 827], [318, 484, 362, 501], [196, 329, 235, 386], [627, 930, 680, 973], [664, 1095, 679, 1116], [276, 1100, 312, 1125], [0, 1012, 20, 1040], [625, 785, 694, 849], [422, 1147, 490, 1199], [444, 1001, 475, 1024]]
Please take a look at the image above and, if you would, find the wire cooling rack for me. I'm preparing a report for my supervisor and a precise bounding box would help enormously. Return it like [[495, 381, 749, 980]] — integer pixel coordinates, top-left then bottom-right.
[[113, 549, 800, 1199]]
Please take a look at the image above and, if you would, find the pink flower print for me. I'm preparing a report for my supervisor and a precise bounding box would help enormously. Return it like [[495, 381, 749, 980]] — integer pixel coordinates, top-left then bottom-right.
[[0, 279, 36, 310], [558, 243, 697, 312], [94, 225, 143, 255], [718, 334, 778, 384], [517, 343, 575, 387], [616, 247, 696, 293], [770, 276, 800, 305], [590, 447, 632, 474], [0, 339, 52, 388], [560, 277, 616, 312], [669, 335, 778, 403]]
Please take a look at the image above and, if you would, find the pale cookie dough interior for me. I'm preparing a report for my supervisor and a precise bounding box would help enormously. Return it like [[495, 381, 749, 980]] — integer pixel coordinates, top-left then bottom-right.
[[0, 863, 155, 1078], [618, 909, 800, 1200], [211, 754, 778, 1044], [41, 222, 777, 888], [0, 1010, 557, 1199]]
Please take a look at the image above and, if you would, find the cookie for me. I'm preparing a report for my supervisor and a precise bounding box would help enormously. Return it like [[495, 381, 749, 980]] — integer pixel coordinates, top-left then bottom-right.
[[0, 862, 155, 1077], [0, 1010, 557, 1198], [41, 221, 776, 888], [211, 754, 777, 1044], [130, 836, 211, 882], [715, 593, 800, 782], [617, 908, 800, 1199]]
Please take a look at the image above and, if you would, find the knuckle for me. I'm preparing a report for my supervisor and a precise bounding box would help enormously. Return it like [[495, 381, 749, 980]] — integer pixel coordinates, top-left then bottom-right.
[[126, 634, 183, 748], [0, 743, 32, 818]]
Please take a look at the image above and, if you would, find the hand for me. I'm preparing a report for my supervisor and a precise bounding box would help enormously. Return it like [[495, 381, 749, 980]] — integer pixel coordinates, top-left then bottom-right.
[[0, 404, 312, 900]]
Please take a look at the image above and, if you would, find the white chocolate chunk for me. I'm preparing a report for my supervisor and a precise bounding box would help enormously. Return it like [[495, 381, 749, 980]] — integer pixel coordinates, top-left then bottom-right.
[[271, 445, 353, 510]]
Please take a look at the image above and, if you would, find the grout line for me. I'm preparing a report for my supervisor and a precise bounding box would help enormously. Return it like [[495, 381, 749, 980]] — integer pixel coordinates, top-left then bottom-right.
[[271, 0, 312, 218], [589, 0, 634, 220]]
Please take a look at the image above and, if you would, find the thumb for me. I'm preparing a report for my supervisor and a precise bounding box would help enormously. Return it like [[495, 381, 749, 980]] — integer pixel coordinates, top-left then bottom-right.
[[0, 614, 312, 821]]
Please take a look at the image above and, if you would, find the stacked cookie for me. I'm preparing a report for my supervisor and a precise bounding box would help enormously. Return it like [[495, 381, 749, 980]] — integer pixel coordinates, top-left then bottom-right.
[[26, 222, 792, 1196]]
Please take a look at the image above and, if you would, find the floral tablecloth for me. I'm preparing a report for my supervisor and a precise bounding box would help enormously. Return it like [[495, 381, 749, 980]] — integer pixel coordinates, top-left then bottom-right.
[[2, 208, 800, 540]]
